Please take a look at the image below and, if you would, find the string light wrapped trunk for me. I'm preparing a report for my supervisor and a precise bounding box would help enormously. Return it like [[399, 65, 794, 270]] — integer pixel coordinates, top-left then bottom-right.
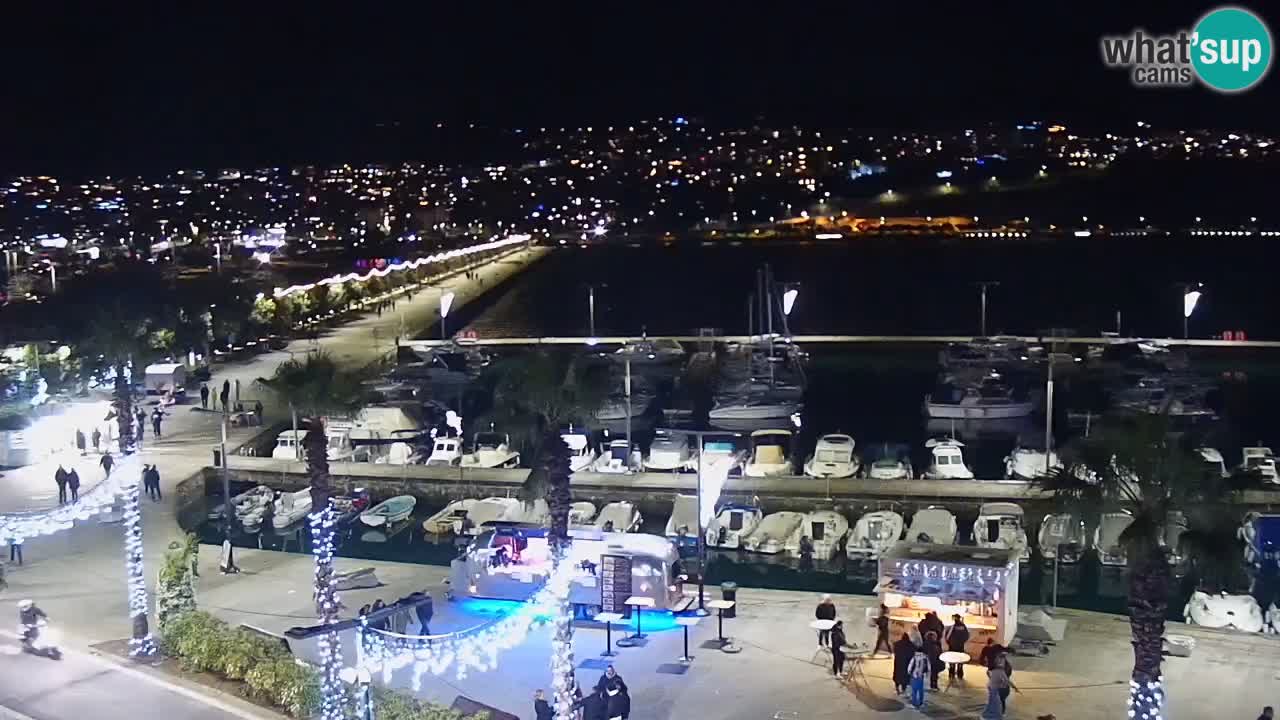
[[122, 474, 155, 656]]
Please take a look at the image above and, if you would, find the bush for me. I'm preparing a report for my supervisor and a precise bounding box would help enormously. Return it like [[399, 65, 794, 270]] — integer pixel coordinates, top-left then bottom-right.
[[368, 686, 489, 720], [221, 629, 271, 680], [157, 535, 199, 631]]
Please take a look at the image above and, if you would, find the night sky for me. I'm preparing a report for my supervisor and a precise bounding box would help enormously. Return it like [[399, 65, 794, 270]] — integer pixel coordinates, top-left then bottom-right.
[[1, 4, 1276, 173]]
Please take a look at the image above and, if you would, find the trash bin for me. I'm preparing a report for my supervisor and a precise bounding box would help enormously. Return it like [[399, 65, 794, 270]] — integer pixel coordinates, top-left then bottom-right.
[[213, 446, 223, 467], [721, 582, 737, 618]]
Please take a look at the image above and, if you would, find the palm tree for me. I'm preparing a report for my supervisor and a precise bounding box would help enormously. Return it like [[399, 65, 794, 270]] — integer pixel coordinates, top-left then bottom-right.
[[1037, 413, 1249, 719]]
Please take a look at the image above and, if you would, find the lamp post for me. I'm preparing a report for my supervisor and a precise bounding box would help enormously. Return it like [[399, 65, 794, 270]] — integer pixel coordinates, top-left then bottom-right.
[[219, 416, 239, 574]]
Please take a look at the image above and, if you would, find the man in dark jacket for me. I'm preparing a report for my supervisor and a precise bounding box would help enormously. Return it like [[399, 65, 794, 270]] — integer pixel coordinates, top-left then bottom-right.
[[67, 468, 81, 501], [605, 679, 629, 720], [574, 687, 607, 720], [594, 665, 626, 695], [147, 465, 162, 501], [944, 614, 971, 679], [918, 611, 945, 642], [815, 594, 837, 647], [873, 604, 892, 655], [200, 383, 210, 410], [830, 620, 848, 676], [54, 466, 68, 505], [533, 689, 553, 720], [99, 452, 114, 478], [922, 630, 943, 690], [892, 632, 916, 694]]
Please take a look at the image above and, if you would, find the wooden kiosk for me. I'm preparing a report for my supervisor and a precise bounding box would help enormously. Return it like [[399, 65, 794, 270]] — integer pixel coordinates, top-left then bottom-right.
[[877, 543, 1018, 656]]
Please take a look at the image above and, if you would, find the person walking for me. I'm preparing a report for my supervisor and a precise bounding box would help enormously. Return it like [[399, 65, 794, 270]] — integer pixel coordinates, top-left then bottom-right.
[[67, 468, 81, 501], [533, 689, 553, 720], [151, 465, 162, 500], [982, 654, 1015, 719], [830, 620, 848, 677], [604, 679, 629, 720], [141, 464, 151, 498], [815, 594, 837, 647], [220, 382, 230, 413], [75, 429, 86, 455], [1259, 706, 1275, 720], [923, 630, 943, 690], [944, 613, 971, 679], [91, 428, 101, 453], [151, 407, 164, 439], [908, 647, 930, 709], [200, 383, 210, 410], [99, 452, 114, 477], [8, 540, 21, 566], [892, 632, 915, 694], [873, 603, 892, 655], [54, 465, 68, 505]]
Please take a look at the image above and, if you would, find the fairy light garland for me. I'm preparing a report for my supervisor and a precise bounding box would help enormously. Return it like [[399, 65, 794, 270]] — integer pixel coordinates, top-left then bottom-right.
[[311, 503, 346, 720], [1127, 676, 1165, 720], [122, 475, 156, 656]]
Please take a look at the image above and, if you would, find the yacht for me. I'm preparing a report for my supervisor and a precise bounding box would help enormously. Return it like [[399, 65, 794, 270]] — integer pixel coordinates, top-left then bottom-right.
[[562, 431, 597, 473], [591, 438, 639, 474], [1096, 512, 1135, 566], [846, 510, 904, 560], [922, 439, 974, 479], [803, 433, 859, 479], [742, 511, 805, 554], [708, 391, 802, 423], [595, 376, 656, 422], [643, 430, 697, 472], [1240, 446, 1278, 484], [743, 429, 793, 477], [864, 443, 913, 481], [785, 510, 850, 560], [1038, 513, 1087, 563], [705, 505, 763, 549], [593, 501, 643, 533], [925, 377, 1034, 420], [460, 432, 521, 469], [906, 506, 957, 544], [973, 502, 1030, 562], [424, 435, 463, 467], [664, 494, 699, 547], [1005, 444, 1062, 480]]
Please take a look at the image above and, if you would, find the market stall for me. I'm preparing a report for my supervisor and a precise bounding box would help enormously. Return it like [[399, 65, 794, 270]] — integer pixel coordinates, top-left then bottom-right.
[[878, 542, 1018, 655]]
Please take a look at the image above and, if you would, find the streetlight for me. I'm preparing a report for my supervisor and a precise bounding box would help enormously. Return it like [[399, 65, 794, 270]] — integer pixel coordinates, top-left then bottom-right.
[[1181, 283, 1203, 340], [439, 290, 455, 340]]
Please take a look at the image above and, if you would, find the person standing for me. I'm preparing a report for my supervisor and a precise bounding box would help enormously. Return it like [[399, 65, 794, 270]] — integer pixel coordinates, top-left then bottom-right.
[[8, 540, 21, 566], [135, 409, 147, 447], [75, 429, 86, 455], [220, 381, 230, 413], [873, 604, 892, 655], [99, 452, 114, 478], [141, 465, 152, 498], [830, 620, 848, 677], [814, 594, 837, 646], [149, 465, 162, 501], [254, 398, 264, 423], [533, 689, 553, 720], [908, 647, 930, 709], [67, 468, 81, 501], [151, 407, 164, 438], [923, 630, 943, 690], [91, 427, 101, 453], [54, 465, 68, 505], [1258, 706, 1275, 720], [982, 654, 1014, 719], [944, 614, 971, 679], [605, 679, 629, 720], [200, 383, 210, 410], [892, 632, 915, 694]]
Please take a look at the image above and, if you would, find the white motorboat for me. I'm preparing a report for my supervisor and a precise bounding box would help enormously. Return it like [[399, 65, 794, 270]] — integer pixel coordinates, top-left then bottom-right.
[[1183, 591, 1265, 633], [223, 485, 275, 527], [271, 488, 313, 529], [701, 436, 745, 472], [460, 432, 521, 469], [865, 444, 913, 480], [423, 498, 478, 534], [614, 338, 686, 365], [1198, 447, 1227, 478], [922, 439, 974, 479], [643, 430, 697, 472], [665, 494, 699, 546], [785, 510, 850, 560], [906, 506, 957, 544], [455, 497, 521, 535], [925, 378, 1034, 420], [1240, 446, 1278, 483], [708, 385, 802, 422], [846, 510, 904, 560], [270, 430, 305, 460], [743, 429, 793, 477], [1038, 513, 1087, 563], [593, 501, 643, 533], [1095, 512, 1135, 566], [424, 436, 462, 467], [562, 432, 597, 473], [705, 505, 763, 549], [1005, 446, 1062, 480], [973, 502, 1029, 562], [569, 501, 598, 527], [508, 498, 550, 526], [804, 433, 859, 479], [591, 438, 639, 474], [360, 495, 418, 528], [742, 511, 805, 554]]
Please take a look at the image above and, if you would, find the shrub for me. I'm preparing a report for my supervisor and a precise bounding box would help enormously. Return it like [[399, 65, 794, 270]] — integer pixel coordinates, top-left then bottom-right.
[[157, 535, 199, 631], [221, 630, 271, 680]]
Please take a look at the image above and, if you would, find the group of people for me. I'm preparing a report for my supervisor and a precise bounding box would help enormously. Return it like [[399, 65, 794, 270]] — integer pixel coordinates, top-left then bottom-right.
[[199, 380, 234, 414], [53, 465, 82, 504], [888, 615, 1017, 717], [141, 464, 162, 501], [533, 665, 630, 720]]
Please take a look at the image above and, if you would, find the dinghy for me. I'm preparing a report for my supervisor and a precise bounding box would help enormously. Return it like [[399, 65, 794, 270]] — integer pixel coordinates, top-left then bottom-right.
[[705, 505, 763, 549], [664, 494, 699, 547], [743, 511, 805, 554], [846, 510, 904, 560], [422, 498, 478, 535], [593, 501, 642, 533], [785, 510, 850, 560], [973, 502, 1029, 562], [1183, 590, 1265, 633], [360, 495, 417, 528], [907, 506, 957, 544], [272, 488, 313, 529], [1038, 513, 1086, 563]]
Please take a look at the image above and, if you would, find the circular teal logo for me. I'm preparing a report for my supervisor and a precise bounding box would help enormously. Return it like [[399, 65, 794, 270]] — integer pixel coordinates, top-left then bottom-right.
[[1192, 7, 1272, 92]]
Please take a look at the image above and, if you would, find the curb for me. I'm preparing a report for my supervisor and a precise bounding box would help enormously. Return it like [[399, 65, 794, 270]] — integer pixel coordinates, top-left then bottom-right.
[[85, 647, 289, 720]]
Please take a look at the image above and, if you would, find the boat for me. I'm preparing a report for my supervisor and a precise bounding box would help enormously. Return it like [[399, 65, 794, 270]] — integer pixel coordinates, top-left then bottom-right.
[[743, 429, 793, 477], [939, 338, 1034, 369], [701, 436, 745, 472], [207, 484, 274, 522], [803, 433, 859, 479], [643, 430, 697, 472], [569, 501, 598, 526], [922, 439, 974, 479], [272, 488, 313, 529], [664, 494, 699, 547], [1038, 513, 1087, 563], [925, 376, 1034, 420], [508, 498, 550, 526], [784, 510, 850, 560], [1240, 512, 1280, 568], [708, 390, 802, 423], [456, 497, 521, 535], [1005, 443, 1062, 480], [270, 430, 305, 461], [562, 432, 597, 473], [973, 502, 1029, 562], [705, 505, 763, 549], [1164, 510, 1189, 567], [1240, 446, 1278, 484], [906, 506, 957, 544], [614, 337, 686, 365], [1183, 590, 1265, 633], [742, 511, 804, 554], [595, 375, 656, 422], [846, 510, 904, 560], [591, 438, 638, 474], [1095, 512, 1135, 566], [424, 435, 463, 467], [360, 495, 418, 528], [1198, 447, 1227, 478], [460, 432, 521, 469], [593, 501, 643, 533], [332, 489, 371, 525], [864, 443, 913, 480], [423, 498, 479, 534]]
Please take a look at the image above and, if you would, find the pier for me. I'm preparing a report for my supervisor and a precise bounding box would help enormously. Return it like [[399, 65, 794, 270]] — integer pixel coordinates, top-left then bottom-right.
[[405, 333, 1280, 349]]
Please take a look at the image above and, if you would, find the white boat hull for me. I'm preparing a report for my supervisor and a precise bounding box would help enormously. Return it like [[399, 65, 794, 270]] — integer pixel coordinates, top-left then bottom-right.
[[709, 401, 800, 421], [926, 401, 1033, 419], [744, 461, 791, 478], [804, 460, 857, 479]]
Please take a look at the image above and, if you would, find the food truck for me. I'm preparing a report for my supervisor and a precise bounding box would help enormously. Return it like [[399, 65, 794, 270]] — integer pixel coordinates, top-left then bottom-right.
[[450, 524, 686, 616], [878, 542, 1018, 654]]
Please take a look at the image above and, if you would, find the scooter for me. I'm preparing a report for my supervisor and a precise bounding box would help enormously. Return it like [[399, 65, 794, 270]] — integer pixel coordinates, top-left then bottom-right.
[[20, 620, 62, 660]]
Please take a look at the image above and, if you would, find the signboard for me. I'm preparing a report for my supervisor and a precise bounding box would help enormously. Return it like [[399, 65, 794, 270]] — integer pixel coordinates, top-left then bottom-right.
[[600, 553, 633, 617], [892, 560, 1005, 585]]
